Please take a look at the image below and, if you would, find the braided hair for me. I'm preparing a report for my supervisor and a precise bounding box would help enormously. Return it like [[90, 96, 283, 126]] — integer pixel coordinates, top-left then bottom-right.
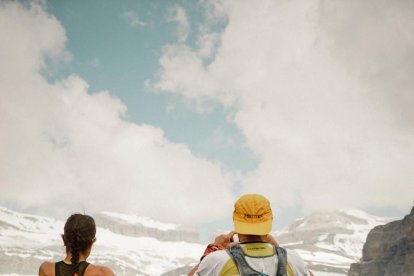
[[62, 214, 96, 264]]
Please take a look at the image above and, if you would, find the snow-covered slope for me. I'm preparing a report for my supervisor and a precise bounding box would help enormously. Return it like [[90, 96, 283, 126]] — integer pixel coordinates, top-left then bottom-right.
[[276, 209, 392, 275], [0, 207, 203, 275], [0, 206, 393, 275], [94, 211, 199, 242]]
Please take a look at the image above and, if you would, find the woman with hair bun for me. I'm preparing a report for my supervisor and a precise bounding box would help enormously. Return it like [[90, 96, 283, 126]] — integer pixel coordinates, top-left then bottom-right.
[[39, 214, 115, 276]]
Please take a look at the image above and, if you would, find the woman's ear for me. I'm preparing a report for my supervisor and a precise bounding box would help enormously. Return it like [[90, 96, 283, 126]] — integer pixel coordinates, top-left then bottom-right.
[[88, 238, 96, 251], [85, 238, 96, 257], [61, 234, 66, 245]]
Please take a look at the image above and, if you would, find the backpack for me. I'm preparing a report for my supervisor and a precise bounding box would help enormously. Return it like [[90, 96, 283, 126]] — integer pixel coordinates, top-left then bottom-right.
[[227, 244, 288, 276]]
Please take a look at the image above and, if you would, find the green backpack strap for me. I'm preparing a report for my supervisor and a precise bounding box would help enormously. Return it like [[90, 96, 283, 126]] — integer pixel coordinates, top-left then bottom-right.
[[275, 246, 288, 276]]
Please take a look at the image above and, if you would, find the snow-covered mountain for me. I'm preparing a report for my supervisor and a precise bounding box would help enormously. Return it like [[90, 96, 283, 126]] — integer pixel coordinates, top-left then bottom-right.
[[275, 209, 392, 275], [0, 206, 203, 275], [94, 212, 199, 243], [0, 206, 393, 276]]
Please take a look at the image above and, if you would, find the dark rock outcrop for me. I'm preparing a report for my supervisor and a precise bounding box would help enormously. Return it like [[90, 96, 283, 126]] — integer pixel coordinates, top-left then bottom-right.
[[348, 207, 414, 276]]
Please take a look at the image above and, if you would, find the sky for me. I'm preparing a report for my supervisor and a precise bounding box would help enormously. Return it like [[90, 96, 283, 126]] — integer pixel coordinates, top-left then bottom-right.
[[1, 0, 413, 238]]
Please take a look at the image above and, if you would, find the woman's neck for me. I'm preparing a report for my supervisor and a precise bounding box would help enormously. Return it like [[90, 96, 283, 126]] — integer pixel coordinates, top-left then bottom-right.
[[64, 252, 88, 264]]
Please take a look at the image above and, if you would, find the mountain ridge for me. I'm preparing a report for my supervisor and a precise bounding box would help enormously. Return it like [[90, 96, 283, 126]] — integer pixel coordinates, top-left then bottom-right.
[[275, 209, 392, 274], [0, 206, 203, 275], [0, 206, 394, 275]]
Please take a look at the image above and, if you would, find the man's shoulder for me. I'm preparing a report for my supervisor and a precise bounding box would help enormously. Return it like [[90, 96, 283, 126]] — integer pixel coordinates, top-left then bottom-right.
[[286, 248, 304, 261], [197, 249, 237, 276], [86, 264, 115, 276], [285, 248, 310, 275], [202, 249, 231, 263]]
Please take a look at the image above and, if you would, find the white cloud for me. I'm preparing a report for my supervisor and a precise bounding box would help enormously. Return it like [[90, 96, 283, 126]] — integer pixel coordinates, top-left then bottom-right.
[[200, 126, 239, 150], [154, 44, 220, 110], [154, 0, 414, 212], [122, 10, 146, 28], [168, 6, 190, 42], [197, 31, 220, 58], [0, 1, 235, 224]]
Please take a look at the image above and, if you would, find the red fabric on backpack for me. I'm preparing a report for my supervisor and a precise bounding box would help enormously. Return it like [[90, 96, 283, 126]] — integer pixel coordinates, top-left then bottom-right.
[[200, 243, 226, 261]]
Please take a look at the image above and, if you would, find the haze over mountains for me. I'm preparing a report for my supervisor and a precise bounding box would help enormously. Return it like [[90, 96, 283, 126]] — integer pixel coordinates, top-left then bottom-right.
[[275, 209, 391, 275], [0, 206, 393, 275]]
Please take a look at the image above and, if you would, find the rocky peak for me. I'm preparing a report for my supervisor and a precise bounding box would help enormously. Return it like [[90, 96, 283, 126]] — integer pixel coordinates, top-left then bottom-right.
[[348, 207, 414, 276]]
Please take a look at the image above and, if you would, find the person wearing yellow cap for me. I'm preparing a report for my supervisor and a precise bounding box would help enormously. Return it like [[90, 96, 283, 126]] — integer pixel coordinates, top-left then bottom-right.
[[188, 194, 312, 276]]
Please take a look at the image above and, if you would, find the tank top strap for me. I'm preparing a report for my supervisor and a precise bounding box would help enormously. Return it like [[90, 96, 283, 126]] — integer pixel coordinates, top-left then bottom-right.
[[77, 261, 90, 276]]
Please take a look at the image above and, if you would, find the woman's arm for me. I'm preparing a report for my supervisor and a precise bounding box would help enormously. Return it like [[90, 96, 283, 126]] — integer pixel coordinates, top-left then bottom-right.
[[38, 262, 53, 276]]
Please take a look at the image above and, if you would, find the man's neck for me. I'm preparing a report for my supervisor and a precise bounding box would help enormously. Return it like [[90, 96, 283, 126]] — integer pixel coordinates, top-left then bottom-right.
[[238, 234, 267, 243]]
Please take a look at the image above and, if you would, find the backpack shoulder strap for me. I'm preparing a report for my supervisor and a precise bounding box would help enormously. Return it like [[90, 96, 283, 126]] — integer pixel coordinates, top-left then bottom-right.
[[275, 246, 288, 276], [228, 245, 270, 276]]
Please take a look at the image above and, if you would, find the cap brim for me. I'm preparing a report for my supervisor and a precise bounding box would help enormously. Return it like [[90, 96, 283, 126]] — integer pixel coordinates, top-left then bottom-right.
[[234, 220, 272, 235]]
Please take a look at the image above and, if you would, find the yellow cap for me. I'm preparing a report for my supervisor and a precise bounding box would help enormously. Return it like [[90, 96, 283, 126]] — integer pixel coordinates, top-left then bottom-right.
[[233, 194, 273, 235]]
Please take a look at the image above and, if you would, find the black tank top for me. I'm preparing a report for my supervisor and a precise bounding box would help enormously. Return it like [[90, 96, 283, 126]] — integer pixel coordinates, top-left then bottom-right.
[[55, 261, 90, 276]]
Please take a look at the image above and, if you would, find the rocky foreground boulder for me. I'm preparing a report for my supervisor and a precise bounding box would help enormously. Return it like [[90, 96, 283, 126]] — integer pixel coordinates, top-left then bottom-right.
[[348, 207, 414, 276]]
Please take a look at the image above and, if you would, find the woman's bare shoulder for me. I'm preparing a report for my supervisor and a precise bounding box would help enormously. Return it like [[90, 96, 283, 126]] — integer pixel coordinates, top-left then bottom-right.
[[39, 261, 54, 276], [86, 264, 115, 276]]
